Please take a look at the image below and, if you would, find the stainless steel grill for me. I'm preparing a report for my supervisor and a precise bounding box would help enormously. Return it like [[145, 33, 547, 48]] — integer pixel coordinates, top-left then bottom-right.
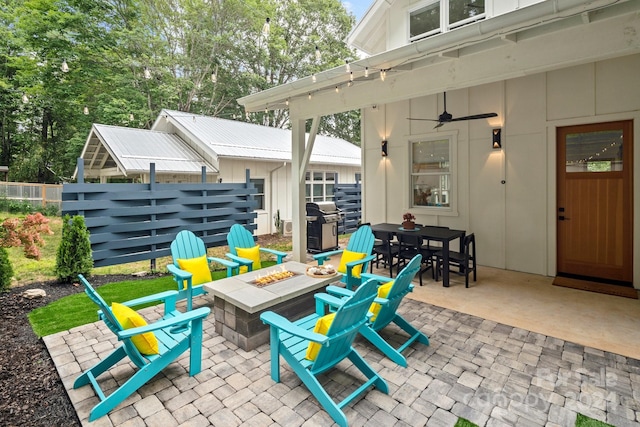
[[306, 202, 343, 253]]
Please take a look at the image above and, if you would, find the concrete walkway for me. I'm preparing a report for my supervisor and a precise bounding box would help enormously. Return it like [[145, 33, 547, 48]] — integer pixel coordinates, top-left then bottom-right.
[[45, 289, 640, 427]]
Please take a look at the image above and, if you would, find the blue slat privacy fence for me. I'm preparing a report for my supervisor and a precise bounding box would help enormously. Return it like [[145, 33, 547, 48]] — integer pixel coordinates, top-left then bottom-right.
[[62, 161, 257, 268], [334, 180, 362, 235]]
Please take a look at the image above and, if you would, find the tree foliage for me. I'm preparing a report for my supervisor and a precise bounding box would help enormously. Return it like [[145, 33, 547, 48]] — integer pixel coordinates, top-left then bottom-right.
[[0, 0, 360, 185]]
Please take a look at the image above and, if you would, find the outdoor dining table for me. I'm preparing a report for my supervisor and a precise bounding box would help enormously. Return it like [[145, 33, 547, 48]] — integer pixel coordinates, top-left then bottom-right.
[[370, 223, 466, 287]]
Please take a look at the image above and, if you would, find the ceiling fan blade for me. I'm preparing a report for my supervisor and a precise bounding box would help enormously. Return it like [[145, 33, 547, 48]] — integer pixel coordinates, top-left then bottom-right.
[[450, 112, 498, 121], [406, 117, 439, 121]]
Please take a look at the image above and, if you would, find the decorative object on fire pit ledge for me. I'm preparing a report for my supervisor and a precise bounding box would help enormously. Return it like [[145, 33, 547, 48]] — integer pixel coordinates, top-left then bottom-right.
[[402, 212, 416, 230], [306, 264, 337, 278]]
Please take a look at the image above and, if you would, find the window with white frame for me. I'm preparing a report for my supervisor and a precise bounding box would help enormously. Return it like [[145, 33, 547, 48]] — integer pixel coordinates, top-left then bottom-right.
[[305, 171, 337, 202], [410, 0, 485, 41], [410, 137, 451, 209]]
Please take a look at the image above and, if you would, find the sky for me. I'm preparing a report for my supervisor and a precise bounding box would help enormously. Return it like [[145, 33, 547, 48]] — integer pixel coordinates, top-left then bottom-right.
[[341, 0, 371, 22]]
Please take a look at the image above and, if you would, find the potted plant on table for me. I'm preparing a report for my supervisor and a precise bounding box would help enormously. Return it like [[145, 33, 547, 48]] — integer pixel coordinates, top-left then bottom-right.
[[402, 212, 416, 229]]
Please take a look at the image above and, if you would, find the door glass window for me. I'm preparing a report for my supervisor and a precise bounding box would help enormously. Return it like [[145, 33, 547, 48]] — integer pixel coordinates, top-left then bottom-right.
[[565, 130, 623, 173]]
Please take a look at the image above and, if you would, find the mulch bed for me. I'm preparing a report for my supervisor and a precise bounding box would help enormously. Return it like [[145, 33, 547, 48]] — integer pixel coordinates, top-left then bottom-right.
[[0, 274, 161, 427]]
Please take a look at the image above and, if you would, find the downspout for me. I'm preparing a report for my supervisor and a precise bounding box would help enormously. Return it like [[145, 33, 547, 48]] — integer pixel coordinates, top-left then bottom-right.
[[268, 162, 287, 234]]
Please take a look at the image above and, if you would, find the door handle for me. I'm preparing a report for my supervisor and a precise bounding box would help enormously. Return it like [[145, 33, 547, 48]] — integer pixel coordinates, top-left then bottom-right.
[[558, 216, 571, 221]]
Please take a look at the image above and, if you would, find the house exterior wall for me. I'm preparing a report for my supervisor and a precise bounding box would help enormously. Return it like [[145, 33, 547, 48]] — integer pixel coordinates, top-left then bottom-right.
[[218, 158, 361, 236], [362, 53, 640, 286]]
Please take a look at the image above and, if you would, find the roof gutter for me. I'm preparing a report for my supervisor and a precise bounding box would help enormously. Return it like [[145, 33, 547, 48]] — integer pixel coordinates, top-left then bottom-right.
[[238, 0, 626, 112]]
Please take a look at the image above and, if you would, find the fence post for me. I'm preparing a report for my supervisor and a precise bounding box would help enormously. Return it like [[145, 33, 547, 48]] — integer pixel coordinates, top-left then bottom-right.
[[149, 163, 157, 271]]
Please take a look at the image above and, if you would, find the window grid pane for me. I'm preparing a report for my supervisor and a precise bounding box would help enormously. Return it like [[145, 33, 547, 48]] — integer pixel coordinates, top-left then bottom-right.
[[411, 138, 451, 208]]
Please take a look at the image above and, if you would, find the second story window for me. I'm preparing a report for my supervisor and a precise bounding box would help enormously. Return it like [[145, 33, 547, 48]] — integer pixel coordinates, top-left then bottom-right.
[[410, 0, 485, 42]]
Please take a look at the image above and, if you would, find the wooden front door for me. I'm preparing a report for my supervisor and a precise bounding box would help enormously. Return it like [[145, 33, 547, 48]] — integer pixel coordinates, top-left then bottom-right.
[[556, 121, 633, 284]]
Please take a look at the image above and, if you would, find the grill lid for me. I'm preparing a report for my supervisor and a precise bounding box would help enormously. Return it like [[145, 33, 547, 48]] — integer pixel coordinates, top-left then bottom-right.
[[306, 201, 338, 213]]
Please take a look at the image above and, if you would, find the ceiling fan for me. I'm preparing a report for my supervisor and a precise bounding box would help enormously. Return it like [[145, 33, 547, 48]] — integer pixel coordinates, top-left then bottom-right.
[[407, 92, 497, 128]]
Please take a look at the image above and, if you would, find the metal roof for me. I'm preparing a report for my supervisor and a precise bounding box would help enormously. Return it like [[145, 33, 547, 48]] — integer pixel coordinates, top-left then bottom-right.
[[157, 110, 361, 167], [80, 124, 218, 176]]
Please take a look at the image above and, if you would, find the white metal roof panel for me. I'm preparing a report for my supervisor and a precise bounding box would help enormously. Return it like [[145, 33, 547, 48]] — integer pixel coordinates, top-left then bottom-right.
[[161, 110, 361, 167], [93, 124, 218, 173]]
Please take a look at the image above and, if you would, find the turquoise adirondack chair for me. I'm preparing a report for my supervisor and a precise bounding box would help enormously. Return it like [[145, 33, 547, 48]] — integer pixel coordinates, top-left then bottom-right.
[[314, 224, 376, 290], [327, 254, 430, 367], [167, 230, 238, 311], [226, 224, 287, 272], [74, 274, 210, 422], [260, 278, 388, 427]]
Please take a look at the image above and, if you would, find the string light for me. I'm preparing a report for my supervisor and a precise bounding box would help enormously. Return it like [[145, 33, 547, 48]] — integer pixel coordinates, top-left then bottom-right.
[[349, 72, 353, 82], [61, 60, 69, 73], [315, 46, 321, 61], [345, 60, 350, 73], [380, 69, 386, 81], [21, 94, 29, 104], [365, 67, 369, 77], [83, 106, 89, 115], [335, 86, 339, 93], [262, 17, 270, 37], [312, 74, 316, 83], [308, 93, 311, 100], [211, 72, 217, 83], [144, 67, 151, 79], [285, 99, 289, 106]]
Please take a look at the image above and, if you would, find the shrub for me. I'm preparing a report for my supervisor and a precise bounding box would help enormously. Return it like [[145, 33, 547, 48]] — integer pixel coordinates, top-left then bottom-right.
[[0, 247, 13, 292], [0, 212, 53, 260], [56, 215, 93, 282]]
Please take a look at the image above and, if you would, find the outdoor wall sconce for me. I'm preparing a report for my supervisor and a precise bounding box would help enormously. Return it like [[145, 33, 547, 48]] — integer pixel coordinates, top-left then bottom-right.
[[381, 140, 388, 157], [492, 129, 502, 149]]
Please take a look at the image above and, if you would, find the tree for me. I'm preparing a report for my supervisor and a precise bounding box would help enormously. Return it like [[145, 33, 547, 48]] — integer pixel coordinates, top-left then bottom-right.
[[56, 214, 92, 282], [1, 0, 362, 184]]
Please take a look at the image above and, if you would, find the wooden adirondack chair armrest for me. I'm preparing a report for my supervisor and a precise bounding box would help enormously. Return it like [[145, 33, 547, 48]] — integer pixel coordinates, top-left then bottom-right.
[[260, 311, 329, 344], [117, 307, 211, 339], [359, 272, 389, 284], [120, 290, 179, 314], [326, 285, 353, 299], [313, 292, 345, 313], [313, 249, 344, 265], [167, 264, 191, 281], [345, 254, 375, 272], [207, 257, 239, 277], [259, 247, 287, 263], [225, 253, 253, 268]]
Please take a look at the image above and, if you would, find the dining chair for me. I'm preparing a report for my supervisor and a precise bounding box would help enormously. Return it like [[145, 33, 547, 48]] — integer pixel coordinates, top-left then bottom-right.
[[434, 233, 476, 287], [370, 230, 400, 277], [396, 232, 434, 285]]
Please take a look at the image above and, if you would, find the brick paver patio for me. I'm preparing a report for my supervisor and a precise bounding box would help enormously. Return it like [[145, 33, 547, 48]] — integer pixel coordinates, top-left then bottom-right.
[[45, 296, 640, 426]]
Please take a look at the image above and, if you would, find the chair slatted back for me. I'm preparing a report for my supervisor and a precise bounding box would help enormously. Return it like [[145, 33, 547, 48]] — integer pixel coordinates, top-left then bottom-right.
[[78, 274, 149, 368], [311, 278, 378, 371], [347, 224, 375, 254], [372, 254, 422, 330], [171, 230, 207, 266], [227, 224, 258, 256]]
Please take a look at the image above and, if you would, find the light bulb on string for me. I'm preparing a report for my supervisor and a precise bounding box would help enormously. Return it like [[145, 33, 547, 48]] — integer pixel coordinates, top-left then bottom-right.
[[364, 67, 369, 78], [61, 60, 69, 73], [335, 86, 339, 93], [349, 72, 353, 82], [262, 17, 270, 38], [312, 74, 316, 83], [345, 60, 350, 73], [315, 46, 321, 61], [144, 67, 151, 79], [308, 93, 312, 100], [21, 94, 29, 104], [285, 99, 289, 106], [211, 72, 217, 83], [83, 106, 89, 115], [380, 69, 386, 81]]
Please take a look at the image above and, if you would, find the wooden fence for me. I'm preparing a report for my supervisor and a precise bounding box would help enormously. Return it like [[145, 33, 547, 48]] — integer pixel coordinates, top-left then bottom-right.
[[62, 163, 257, 268], [0, 182, 62, 211], [334, 181, 362, 235]]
